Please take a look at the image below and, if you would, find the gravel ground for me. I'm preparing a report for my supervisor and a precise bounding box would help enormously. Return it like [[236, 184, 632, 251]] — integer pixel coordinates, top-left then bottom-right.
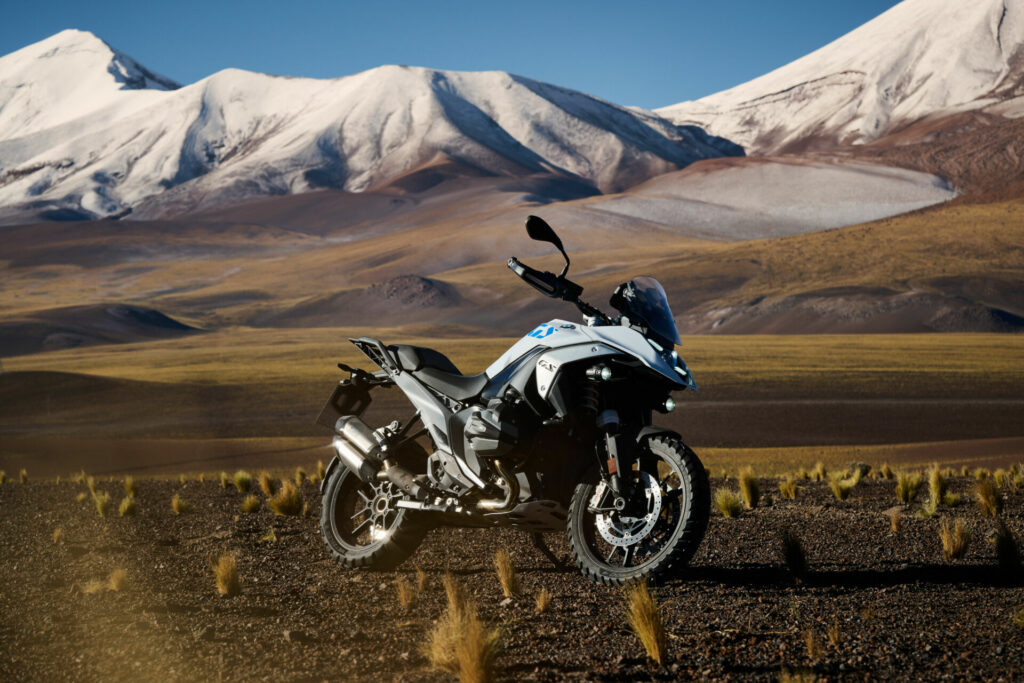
[[1, 475, 1022, 681]]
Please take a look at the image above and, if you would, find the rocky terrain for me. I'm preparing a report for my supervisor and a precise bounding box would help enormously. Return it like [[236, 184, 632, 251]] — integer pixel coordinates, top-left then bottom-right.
[[1, 473, 1022, 681]]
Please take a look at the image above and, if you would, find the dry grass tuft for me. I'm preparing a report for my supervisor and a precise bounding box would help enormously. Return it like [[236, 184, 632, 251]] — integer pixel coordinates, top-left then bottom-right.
[[940, 518, 970, 561], [827, 618, 841, 646], [781, 528, 808, 582], [316, 460, 326, 481], [220, 471, 229, 489], [86, 476, 97, 494], [812, 462, 827, 481], [779, 667, 817, 683], [74, 470, 86, 485], [961, 466, 970, 477], [804, 629, 822, 659], [928, 464, 948, 506], [880, 463, 894, 480], [240, 495, 260, 514], [268, 481, 303, 516], [714, 488, 743, 518], [171, 494, 190, 515], [0, 470, 5, 484], [294, 467, 306, 486], [994, 469, 1011, 488], [76, 491, 87, 503], [426, 573, 501, 683], [624, 581, 666, 666], [199, 473, 206, 483], [994, 520, 1022, 576], [974, 468, 991, 481], [738, 467, 760, 509], [917, 497, 938, 519], [213, 552, 241, 597], [417, 566, 428, 592], [118, 496, 137, 517], [396, 575, 416, 610], [494, 549, 521, 598], [895, 471, 922, 503], [795, 467, 810, 481], [535, 587, 552, 614], [261, 527, 278, 543], [93, 492, 111, 517], [1015, 605, 1024, 628], [233, 470, 252, 493], [53, 527, 63, 544], [108, 568, 127, 591], [886, 508, 902, 533], [258, 471, 277, 497], [778, 477, 798, 500], [976, 478, 1003, 517], [123, 476, 137, 498], [82, 579, 106, 595], [19, 468, 27, 484], [179, 473, 187, 485], [828, 475, 855, 501]]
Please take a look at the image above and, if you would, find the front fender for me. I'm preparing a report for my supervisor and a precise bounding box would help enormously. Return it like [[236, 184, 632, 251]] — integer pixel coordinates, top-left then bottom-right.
[[636, 426, 682, 446]]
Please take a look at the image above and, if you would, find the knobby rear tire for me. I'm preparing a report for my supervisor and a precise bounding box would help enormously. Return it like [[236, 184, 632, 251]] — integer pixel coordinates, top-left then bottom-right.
[[320, 461, 427, 571]]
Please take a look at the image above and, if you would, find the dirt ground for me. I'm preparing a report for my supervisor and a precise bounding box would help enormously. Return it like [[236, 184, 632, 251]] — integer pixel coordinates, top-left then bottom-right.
[[1, 474, 1023, 681]]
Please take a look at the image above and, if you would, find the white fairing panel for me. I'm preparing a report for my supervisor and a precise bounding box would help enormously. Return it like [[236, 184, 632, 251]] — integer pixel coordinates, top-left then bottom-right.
[[484, 319, 685, 393]]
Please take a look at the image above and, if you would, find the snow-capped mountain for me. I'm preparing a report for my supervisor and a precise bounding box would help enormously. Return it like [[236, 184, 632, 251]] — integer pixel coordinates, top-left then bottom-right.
[[658, 0, 1024, 154], [0, 30, 740, 221]]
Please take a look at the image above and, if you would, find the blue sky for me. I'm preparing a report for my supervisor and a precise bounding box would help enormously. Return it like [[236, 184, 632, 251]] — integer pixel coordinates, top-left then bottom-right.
[[3, 0, 902, 109]]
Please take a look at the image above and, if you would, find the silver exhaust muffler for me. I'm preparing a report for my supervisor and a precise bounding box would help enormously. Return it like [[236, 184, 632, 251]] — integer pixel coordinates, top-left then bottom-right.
[[332, 416, 383, 483], [332, 415, 430, 501]]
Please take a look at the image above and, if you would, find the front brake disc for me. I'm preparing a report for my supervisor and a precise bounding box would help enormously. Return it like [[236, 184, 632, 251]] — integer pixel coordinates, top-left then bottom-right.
[[590, 471, 662, 547]]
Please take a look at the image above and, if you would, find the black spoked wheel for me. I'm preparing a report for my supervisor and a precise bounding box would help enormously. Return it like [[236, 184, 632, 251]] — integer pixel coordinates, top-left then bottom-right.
[[567, 435, 709, 586], [320, 454, 427, 570]]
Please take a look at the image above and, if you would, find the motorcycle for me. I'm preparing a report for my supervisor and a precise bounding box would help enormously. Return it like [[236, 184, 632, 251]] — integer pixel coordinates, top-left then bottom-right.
[[316, 215, 709, 585]]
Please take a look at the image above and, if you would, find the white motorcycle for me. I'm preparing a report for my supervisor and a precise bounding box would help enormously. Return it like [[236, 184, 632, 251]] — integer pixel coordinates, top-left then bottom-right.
[[317, 216, 709, 585]]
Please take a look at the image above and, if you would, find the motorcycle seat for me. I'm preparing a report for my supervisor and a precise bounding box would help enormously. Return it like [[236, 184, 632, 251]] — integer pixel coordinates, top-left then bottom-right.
[[389, 344, 488, 401]]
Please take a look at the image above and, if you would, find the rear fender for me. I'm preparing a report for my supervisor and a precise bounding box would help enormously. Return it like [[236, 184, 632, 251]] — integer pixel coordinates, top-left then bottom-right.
[[320, 455, 341, 495]]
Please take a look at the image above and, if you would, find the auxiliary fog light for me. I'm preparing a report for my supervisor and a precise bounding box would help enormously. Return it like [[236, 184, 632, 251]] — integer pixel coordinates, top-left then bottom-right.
[[661, 396, 676, 413]]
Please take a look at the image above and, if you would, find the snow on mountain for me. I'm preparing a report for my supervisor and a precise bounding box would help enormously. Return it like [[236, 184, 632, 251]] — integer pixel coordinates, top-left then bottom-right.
[[0, 29, 179, 138], [657, 0, 1024, 153], [0, 30, 741, 221]]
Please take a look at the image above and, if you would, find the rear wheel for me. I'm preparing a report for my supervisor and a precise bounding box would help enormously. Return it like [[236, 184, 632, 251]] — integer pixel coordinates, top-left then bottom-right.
[[567, 435, 709, 585], [320, 447, 427, 570]]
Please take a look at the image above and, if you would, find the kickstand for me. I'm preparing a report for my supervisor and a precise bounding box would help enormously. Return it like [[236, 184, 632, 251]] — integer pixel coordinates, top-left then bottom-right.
[[531, 532, 568, 569]]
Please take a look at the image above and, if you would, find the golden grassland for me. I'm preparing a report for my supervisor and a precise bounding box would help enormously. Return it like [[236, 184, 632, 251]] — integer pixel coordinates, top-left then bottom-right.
[[4, 328, 1022, 397]]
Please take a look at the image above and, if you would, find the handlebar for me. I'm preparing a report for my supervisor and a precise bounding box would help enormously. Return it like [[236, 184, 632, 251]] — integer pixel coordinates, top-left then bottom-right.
[[507, 257, 564, 297], [507, 257, 611, 324]]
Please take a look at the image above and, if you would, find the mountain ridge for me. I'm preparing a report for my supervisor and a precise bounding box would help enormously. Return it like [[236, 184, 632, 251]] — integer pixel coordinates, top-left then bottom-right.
[[0, 31, 741, 223], [657, 0, 1024, 154]]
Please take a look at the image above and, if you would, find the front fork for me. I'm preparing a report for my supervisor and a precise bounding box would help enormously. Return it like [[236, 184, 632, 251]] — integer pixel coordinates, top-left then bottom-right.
[[594, 405, 646, 515]]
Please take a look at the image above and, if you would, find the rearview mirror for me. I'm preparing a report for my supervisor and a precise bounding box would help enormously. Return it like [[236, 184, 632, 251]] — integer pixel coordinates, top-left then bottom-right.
[[525, 215, 570, 277], [526, 215, 564, 252]]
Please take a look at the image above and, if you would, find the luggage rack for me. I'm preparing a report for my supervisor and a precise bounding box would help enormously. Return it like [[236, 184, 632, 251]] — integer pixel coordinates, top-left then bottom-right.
[[349, 337, 400, 373]]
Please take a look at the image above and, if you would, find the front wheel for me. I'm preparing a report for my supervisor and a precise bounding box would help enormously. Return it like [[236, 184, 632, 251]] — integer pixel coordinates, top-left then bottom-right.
[[567, 435, 709, 586]]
